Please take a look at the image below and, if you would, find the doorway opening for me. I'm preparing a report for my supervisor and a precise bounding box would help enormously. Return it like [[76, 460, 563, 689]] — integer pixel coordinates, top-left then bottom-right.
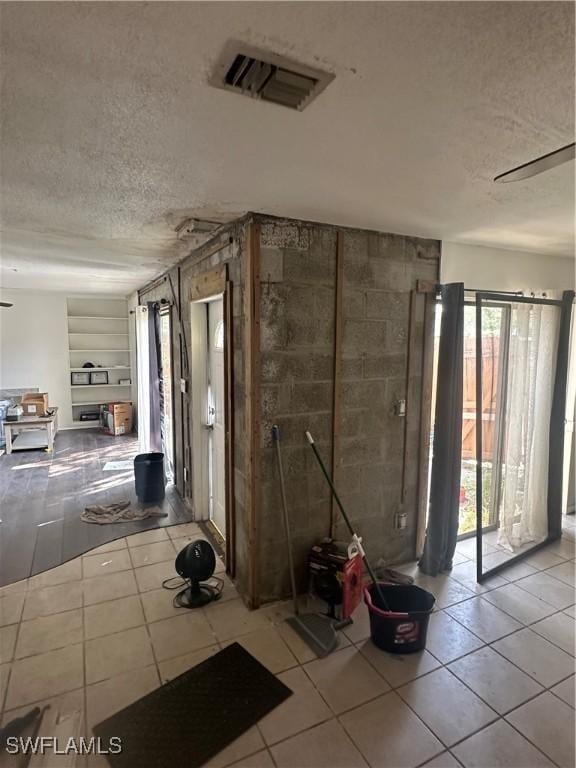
[[135, 302, 175, 489], [160, 306, 175, 482], [428, 291, 568, 580], [190, 295, 227, 545]]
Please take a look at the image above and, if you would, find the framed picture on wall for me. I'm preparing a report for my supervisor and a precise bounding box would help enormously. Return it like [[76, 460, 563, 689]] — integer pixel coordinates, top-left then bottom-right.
[[90, 371, 109, 385], [71, 372, 90, 386]]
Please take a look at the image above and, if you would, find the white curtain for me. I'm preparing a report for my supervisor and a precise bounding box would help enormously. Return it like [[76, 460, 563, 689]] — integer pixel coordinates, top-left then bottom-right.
[[562, 312, 576, 514], [135, 305, 151, 454], [498, 303, 559, 551]]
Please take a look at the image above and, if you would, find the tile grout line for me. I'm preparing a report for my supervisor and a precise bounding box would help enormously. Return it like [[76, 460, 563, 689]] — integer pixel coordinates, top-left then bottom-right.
[[81, 551, 89, 739], [437, 586, 574, 650], [9, 604, 571, 760], [428, 594, 576, 699], [2, 540, 573, 767], [498, 708, 566, 768], [125, 544, 163, 697], [366, 614, 573, 766], [373, 641, 568, 768], [269, 636, 453, 762], [1, 576, 32, 713], [305, 602, 574, 765]]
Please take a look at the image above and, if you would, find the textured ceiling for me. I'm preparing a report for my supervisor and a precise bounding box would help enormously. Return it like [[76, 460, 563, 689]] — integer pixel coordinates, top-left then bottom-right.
[[0, 1, 574, 293]]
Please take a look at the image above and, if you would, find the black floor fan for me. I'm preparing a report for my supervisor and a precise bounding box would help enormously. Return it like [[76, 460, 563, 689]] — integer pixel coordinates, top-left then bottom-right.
[[173, 539, 222, 608]]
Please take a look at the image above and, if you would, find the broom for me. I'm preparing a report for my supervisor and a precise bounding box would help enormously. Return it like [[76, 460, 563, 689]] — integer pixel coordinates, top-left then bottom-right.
[[273, 426, 338, 657]]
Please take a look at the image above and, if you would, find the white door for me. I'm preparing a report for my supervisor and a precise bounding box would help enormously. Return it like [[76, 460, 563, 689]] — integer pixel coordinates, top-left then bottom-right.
[[208, 299, 226, 538], [190, 302, 209, 517]]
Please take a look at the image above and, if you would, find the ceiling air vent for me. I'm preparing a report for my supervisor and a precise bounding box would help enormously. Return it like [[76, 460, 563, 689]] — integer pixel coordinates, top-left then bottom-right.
[[211, 44, 334, 111]]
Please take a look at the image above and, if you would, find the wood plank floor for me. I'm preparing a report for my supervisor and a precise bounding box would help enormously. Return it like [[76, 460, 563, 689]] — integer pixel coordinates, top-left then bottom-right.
[[0, 429, 192, 586]]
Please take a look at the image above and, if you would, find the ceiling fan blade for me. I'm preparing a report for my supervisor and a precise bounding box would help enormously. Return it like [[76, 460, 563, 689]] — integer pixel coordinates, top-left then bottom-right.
[[0, 302, 14, 308], [494, 142, 575, 183]]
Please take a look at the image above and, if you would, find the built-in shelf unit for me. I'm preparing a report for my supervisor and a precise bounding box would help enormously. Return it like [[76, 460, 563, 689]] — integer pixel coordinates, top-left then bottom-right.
[[67, 297, 132, 428]]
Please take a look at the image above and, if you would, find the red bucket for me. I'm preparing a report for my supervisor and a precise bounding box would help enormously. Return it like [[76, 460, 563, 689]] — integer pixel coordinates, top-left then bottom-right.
[[364, 582, 435, 654]]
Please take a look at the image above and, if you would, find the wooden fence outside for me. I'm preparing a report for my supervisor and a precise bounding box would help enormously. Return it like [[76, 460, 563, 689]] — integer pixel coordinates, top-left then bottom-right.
[[462, 335, 499, 460]]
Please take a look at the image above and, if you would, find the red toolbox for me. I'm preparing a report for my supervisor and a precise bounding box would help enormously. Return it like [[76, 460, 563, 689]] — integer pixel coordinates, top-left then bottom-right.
[[309, 539, 364, 621]]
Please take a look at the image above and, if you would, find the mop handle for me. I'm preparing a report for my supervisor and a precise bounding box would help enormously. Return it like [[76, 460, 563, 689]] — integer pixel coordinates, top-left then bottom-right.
[[305, 431, 390, 610], [273, 425, 299, 616], [305, 432, 355, 537]]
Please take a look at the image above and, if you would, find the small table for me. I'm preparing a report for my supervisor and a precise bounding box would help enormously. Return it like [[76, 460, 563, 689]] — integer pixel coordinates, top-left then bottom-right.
[[3, 408, 59, 454]]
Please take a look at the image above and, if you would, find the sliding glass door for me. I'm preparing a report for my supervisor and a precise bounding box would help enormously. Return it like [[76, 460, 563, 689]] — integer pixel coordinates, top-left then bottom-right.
[[476, 294, 562, 580]]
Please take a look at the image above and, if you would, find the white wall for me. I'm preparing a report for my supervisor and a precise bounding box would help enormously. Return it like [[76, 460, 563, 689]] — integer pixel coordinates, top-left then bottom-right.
[[441, 243, 575, 292], [0, 288, 73, 427], [127, 291, 139, 428]]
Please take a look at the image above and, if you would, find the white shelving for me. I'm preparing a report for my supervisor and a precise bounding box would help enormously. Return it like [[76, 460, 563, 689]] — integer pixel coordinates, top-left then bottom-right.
[[71, 384, 131, 389], [66, 297, 132, 428], [69, 400, 131, 407], [70, 367, 130, 372], [68, 316, 128, 320]]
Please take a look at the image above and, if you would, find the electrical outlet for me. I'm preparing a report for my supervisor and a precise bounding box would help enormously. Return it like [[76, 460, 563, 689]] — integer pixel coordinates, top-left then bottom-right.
[[394, 398, 406, 417], [395, 511, 407, 530]]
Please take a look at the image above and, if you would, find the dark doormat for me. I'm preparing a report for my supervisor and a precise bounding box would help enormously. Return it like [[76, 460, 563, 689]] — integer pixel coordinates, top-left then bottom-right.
[[93, 642, 293, 768]]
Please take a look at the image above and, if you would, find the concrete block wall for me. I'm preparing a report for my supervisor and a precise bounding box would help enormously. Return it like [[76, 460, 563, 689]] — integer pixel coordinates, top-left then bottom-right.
[[334, 230, 439, 567], [136, 213, 439, 607], [258, 221, 337, 600], [256, 215, 439, 602]]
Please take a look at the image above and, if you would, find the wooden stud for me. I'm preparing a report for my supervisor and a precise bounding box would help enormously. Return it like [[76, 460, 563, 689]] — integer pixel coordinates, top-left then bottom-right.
[[417, 279, 438, 294], [188, 264, 227, 302], [176, 266, 189, 500], [224, 281, 236, 577], [139, 234, 233, 301], [400, 290, 418, 507], [164, 303, 178, 489], [244, 221, 261, 608], [330, 232, 344, 537]]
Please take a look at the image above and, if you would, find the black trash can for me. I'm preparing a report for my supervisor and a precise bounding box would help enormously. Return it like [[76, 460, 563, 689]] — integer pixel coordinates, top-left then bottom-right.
[[364, 582, 435, 654], [134, 452, 165, 504]]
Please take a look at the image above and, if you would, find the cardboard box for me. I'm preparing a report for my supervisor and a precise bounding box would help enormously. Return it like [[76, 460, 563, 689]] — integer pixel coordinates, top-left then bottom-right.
[[101, 402, 133, 436], [21, 392, 49, 417]]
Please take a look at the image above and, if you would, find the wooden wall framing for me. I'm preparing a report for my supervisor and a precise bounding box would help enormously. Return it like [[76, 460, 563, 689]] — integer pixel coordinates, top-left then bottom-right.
[[244, 222, 261, 608], [224, 282, 236, 577], [400, 290, 418, 508], [188, 264, 228, 302]]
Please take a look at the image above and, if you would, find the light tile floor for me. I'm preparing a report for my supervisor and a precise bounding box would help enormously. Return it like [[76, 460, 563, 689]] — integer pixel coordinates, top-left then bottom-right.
[[0, 519, 574, 768]]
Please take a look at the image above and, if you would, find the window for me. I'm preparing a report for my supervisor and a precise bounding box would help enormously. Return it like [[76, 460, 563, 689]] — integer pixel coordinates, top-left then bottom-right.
[[214, 319, 224, 351]]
